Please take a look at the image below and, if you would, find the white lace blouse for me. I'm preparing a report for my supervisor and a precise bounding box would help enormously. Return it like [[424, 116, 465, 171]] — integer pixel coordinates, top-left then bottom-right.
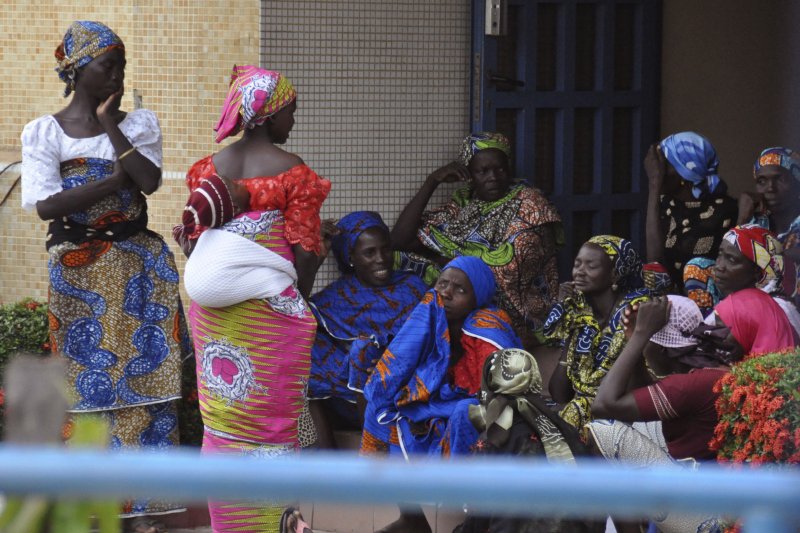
[[20, 108, 162, 211]]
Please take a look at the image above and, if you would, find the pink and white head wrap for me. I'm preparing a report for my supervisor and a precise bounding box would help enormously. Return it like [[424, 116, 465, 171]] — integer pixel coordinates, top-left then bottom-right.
[[213, 65, 297, 143]]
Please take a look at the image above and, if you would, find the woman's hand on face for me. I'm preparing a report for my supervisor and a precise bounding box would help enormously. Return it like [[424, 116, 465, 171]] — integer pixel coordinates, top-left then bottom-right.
[[737, 191, 764, 224], [633, 297, 670, 337], [644, 144, 666, 192], [426, 162, 470, 186], [558, 281, 576, 301], [97, 88, 124, 125]]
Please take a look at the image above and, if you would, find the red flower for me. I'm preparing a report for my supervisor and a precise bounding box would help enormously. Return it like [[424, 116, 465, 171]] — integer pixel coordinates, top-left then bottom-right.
[[0, 388, 4, 408], [714, 349, 800, 465]]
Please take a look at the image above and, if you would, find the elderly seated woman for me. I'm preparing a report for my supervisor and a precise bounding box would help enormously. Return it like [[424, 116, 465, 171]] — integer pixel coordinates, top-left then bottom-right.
[[391, 132, 563, 349], [361, 256, 521, 533], [306, 211, 427, 448]]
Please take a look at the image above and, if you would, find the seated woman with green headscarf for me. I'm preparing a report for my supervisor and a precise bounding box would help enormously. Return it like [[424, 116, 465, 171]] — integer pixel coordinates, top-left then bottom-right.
[[391, 132, 563, 349]]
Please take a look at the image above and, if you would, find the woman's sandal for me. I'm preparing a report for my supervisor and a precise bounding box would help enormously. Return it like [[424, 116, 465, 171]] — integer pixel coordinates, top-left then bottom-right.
[[280, 506, 313, 533]]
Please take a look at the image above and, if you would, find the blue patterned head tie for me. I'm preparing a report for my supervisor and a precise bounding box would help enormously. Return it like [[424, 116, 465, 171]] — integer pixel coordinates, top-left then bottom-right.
[[659, 132, 720, 199], [460, 132, 512, 166], [442, 255, 496, 308], [331, 211, 389, 272], [753, 147, 800, 183], [55, 21, 124, 97], [586, 235, 643, 291]]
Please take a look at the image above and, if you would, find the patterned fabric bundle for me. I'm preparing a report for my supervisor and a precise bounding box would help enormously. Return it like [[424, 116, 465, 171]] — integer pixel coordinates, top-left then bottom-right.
[[309, 211, 427, 401], [456, 349, 598, 533], [214, 65, 297, 143], [659, 132, 722, 199], [361, 258, 521, 458], [468, 348, 580, 464], [586, 235, 644, 291], [172, 175, 235, 253], [459, 131, 512, 166], [55, 21, 124, 97], [544, 235, 652, 430], [683, 257, 720, 317], [722, 224, 784, 292]]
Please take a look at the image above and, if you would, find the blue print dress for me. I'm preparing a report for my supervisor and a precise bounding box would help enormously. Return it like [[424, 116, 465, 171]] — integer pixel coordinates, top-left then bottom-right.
[[21, 109, 189, 517]]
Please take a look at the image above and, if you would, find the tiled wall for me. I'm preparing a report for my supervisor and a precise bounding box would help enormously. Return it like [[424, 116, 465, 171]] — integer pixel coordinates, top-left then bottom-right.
[[0, 0, 472, 302]]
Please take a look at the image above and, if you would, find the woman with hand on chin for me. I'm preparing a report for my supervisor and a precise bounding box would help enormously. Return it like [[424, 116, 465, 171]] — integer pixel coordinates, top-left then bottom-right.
[[642, 132, 737, 298], [738, 147, 800, 308], [544, 236, 652, 432], [21, 21, 189, 531]]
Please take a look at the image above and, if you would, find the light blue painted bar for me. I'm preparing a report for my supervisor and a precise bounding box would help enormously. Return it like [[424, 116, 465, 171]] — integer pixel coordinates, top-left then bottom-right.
[[0, 445, 798, 531], [744, 511, 796, 533]]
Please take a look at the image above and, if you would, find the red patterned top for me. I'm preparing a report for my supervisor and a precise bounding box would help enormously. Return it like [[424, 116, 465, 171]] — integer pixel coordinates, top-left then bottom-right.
[[449, 335, 497, 394], [186, 155, 331, 254]]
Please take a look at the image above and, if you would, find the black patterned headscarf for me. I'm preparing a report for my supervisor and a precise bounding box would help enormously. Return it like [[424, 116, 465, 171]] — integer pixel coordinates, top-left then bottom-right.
[[55, 21, 124, 97]]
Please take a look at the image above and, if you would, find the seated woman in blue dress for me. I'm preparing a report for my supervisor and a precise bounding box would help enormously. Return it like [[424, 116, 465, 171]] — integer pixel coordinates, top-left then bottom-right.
[[307, 211, 428, 448], [360, 255, 522, 458], [361, 255, 521, 533]]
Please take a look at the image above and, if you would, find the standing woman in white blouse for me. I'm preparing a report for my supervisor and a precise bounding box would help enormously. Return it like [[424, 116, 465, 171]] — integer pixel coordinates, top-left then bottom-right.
[[20, 21, 189, 529]]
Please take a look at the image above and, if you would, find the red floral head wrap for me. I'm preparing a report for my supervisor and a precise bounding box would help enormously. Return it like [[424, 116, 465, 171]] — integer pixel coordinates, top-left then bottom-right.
[[722, 224, 784, 292]]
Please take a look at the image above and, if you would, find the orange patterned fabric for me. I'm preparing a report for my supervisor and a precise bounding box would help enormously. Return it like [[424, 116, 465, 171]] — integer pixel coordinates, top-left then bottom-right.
[[186, 156, 331, 254]]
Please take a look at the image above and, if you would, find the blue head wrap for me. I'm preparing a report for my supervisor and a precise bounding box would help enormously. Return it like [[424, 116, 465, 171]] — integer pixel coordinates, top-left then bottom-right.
[[55, 21, 125, 97], [442, 256, 496, 308], [659, 132, 721, 199], [331, 211, 389, 272]]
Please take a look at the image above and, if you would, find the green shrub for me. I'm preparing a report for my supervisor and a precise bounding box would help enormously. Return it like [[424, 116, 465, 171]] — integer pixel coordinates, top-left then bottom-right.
[[0, 298, 51, 439]]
